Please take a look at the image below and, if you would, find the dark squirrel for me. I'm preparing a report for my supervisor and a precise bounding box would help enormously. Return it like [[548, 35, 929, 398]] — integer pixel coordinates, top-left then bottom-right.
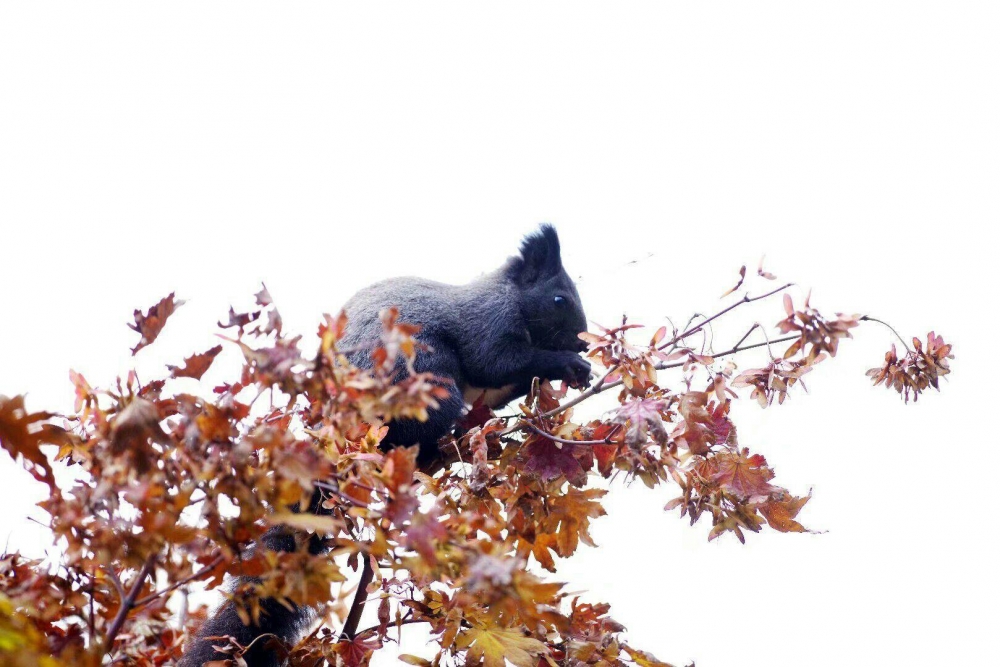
[[180, 225, 589, 666]]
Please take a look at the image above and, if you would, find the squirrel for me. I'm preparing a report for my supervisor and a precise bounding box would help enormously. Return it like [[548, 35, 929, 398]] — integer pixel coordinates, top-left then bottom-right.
[[180, 224, 590, 666]]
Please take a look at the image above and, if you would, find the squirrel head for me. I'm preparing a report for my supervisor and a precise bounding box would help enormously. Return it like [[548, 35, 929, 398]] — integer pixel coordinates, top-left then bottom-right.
[[504, 224, 588, 352]]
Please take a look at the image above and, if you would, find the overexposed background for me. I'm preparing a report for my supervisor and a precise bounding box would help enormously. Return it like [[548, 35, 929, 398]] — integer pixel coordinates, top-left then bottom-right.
[[1, 3, 996, 666]]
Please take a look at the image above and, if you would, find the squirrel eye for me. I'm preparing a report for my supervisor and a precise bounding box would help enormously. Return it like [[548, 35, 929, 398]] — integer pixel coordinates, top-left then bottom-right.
[[553, 295, 566, 307]]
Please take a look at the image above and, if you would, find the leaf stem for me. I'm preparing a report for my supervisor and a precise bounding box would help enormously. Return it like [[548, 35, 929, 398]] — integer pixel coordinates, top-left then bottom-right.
[[861, 315, 912, 352]]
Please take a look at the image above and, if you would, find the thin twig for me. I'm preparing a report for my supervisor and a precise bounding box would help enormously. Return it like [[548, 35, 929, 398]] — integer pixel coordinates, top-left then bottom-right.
[[313, 481, 371, 507], [103, 555, 157, 654], [133, 554, 225, 608], [732, 324, 761, 350], [653, 334, 798, 372], [522, 422, 622, 447], [499, 286, 796, 438], [355, 616, 427, 638], [105, 566, 126, 603], [655, 283, 794, 352], [526, 284, 795, 424], [562, 334, 802, 407]]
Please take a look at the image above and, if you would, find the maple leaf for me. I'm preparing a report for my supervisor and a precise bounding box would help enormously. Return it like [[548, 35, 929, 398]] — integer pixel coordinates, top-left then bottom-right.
[[458, 626, 547, 667], [332, 634, 382, 667], [167, 344, 223, 379], [613, 398, 669, 447], [700, 449, 776, 499], [521, 438, 587, 487], [759, 491, 813, 533], [0, 395, 68, 488], [549, 487, 607, 556], [129, 292, 184, 355]]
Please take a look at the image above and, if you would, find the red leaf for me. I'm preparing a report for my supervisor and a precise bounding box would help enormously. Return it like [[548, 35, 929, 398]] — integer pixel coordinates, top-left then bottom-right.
[[522, 438, 587, 487]]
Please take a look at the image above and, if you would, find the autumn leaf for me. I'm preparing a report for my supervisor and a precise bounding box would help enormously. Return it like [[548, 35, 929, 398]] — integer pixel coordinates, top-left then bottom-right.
[[0, 273, 950, 667], [129, 292, 184, 355], [614, 398, 669, 447], [332, 634, 382, 667], [0, 395, 67, 488], [458, 626, 547, 667], [167, 344, 223, 379], [624, 644, 678, 667], [759, 491, 813, 533], [254, 283, 273, 307], [521, 438, 587, 487], [700, 449, 776, 499]]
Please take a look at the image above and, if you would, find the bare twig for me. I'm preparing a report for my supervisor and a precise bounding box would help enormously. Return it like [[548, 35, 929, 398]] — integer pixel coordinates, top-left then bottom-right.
[[732, 324, 761, 350], [525, 284, 795, 423], [655, 283, 794, 352], [355, 616, 426, 638], [522, 421, 622, 446], [133, 554, 225, 608], [545, 334, 801, 419], [103, 555, 157, 654], [650, 334, 798, 374], [105, 566, 126, 603], [313, 481, 371, 507]]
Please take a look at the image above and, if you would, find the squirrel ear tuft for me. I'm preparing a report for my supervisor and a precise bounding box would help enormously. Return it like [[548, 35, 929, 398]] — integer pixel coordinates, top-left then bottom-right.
[[506, 224, 562, 284]]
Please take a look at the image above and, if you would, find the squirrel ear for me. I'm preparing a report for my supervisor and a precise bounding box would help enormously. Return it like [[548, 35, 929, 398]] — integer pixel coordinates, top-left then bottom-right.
[[507, 224, 562, 284]]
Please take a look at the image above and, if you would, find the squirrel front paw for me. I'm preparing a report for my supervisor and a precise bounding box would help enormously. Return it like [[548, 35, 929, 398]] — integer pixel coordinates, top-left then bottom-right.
[[554, 352, 592, 389]]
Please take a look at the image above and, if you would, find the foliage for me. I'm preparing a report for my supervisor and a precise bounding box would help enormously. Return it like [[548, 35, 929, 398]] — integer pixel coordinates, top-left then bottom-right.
[[0, 272, 951, 666]]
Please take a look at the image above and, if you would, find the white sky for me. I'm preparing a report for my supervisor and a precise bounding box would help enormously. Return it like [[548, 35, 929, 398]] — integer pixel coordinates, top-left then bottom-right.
[[1, 3, 997, 666]]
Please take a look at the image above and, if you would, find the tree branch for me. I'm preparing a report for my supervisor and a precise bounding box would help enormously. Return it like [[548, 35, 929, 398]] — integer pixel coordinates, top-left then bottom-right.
[[133, 554, 224, 608], [103, 555, 156, 654], [519, 283, 797, 424], [655, 283, 794, 351], [341, 554, 374, 639], [522, 421, 622, 446], [355, 616, 426, 639]]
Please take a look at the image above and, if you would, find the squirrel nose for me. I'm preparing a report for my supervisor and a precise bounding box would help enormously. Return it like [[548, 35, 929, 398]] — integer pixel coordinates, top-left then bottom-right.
[[576, 339, 589, 352]]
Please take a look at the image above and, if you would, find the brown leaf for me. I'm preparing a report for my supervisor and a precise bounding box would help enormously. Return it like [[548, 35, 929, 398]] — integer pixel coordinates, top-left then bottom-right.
[[0, 395, 68, 488], [759, 491, 813, 533], [129, 292, 184, 355], [167, 345, 223, 379], [458, 627, 547, 667]]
